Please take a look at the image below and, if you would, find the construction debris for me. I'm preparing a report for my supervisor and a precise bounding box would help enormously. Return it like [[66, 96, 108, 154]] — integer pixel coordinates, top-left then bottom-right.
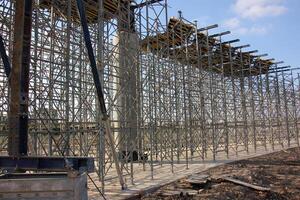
[[186, 174, 210, 187], [220, 177, 271, 191], [0, 0, 299, 198], [141, 147, 300, 200]]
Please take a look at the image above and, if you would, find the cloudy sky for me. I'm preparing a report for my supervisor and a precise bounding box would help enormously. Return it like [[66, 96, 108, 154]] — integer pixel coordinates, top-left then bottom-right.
[[168, 0, 300, 69]]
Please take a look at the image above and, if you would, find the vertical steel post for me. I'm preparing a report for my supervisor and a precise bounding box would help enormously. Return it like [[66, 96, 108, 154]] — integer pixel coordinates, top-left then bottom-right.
[[145, 0, 154, 180], [271, 63, 284, 149], [178, 11, 189, 169], [291, 71, 299, 146], [48, 6, 54, 156], [229, 45, 238, 155], [258, 62, 267, 150], [97, 0, 105, 193], [249, 59, 257, 152], [240, 77, 249, 152], [265, 71, 274, 149], [274, 66, 283, 147], [75, 0, 125, 189], [33, 2, 39, 155], [219, 36, 229, 158], [8, 0, 33, 157], [63, 0, 72, 156], [206, 29, 216, 160], [281, 71, 290, 146]]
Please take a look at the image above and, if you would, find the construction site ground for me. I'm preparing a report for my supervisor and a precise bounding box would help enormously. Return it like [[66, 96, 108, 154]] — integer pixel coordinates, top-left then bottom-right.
[[139, 147, 300, 200]]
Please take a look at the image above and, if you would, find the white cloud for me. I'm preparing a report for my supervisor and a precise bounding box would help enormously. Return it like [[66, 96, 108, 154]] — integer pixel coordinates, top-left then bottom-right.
[[223, 18, 271, 36], [248, 25, 269, 35], [222, 0, 285, 36], [223, 18, 240, 29], [235, 25, 269, 35], [233, 0, 287, 20]]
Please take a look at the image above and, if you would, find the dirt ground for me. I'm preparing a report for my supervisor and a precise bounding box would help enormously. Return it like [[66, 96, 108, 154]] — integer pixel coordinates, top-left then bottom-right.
[[140, 147, 300, 200]]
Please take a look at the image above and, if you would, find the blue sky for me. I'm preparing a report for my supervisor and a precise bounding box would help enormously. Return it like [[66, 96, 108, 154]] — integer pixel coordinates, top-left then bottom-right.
[[168, 0, 300, 69]]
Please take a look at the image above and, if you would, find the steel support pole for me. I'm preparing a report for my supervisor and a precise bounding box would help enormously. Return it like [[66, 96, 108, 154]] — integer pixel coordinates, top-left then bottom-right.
[[198, 33, 206, 160], [178, 11, 189, 169], [219, 35, 229, 158], [258, 64, 267, 150], [240, 77, 249, 153], [229, 45, 238, 155], [97, 0, 106, 193], [206, 30, 216, 160], [274, 67, 283, 147], [75, 0, 126, 190], [281, 71, 290, 147], [64, 0, 72, 156], [291, 72, 299, 146], [8, 0, 33, 157], [249, 65, 257, 152], [145, 2, 154, 179], [265, 72, 274, 149]]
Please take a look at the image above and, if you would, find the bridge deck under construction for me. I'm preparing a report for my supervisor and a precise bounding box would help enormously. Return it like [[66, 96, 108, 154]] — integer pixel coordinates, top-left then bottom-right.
[[0, 0, 299, 198]]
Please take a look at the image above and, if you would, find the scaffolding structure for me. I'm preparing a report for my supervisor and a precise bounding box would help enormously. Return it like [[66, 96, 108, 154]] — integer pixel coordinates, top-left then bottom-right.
[[0, 0, 299, 195]]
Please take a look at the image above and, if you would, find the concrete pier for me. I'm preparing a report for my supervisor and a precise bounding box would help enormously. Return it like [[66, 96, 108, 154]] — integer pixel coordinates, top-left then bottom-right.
[[114, 31, 139, 158], [0, 173, 88, 200]]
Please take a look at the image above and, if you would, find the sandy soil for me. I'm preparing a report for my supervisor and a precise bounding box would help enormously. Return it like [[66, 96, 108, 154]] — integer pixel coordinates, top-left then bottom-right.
[[140, 147, 300, 200]]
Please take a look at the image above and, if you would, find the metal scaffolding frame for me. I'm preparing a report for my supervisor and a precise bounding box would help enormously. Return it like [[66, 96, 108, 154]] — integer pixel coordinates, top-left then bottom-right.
[[0, 0, 299, 195]]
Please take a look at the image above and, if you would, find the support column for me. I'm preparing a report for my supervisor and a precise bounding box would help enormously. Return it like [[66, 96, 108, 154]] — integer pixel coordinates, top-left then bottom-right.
[[117, 31, 139, 159], [240, 77, 249, 153], [8, 0, 33, 157]]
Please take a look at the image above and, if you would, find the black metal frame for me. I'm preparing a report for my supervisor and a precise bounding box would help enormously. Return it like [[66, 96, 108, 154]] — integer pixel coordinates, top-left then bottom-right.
[[0, 0, 95, 173], [0, 156, 94, 173]]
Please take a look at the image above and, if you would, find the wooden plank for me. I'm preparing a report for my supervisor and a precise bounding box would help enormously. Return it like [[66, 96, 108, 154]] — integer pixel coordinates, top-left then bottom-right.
[[222, 177, 271, 191], [186, 174, 209, 186]]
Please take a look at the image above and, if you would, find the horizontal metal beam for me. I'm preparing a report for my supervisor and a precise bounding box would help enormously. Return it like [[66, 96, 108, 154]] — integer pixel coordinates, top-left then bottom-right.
[[222, 39, 240, 44], [265, 58, 275, 62], [198, 24, 218, 31], [274, 61, 284, 65], [233, 44, 250, 49], [270, 66, 290, 71], [244, 50, 258, 54], [131, 0, 164, 9], [253, 53, 268, 58], [210, 31, 230, 38], [0, 156, 94, 173]]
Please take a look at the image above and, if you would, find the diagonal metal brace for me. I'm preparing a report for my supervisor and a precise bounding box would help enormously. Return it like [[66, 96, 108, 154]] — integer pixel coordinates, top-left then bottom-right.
[[75, 0, 126, 190], [0, 35, 11, 78]]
